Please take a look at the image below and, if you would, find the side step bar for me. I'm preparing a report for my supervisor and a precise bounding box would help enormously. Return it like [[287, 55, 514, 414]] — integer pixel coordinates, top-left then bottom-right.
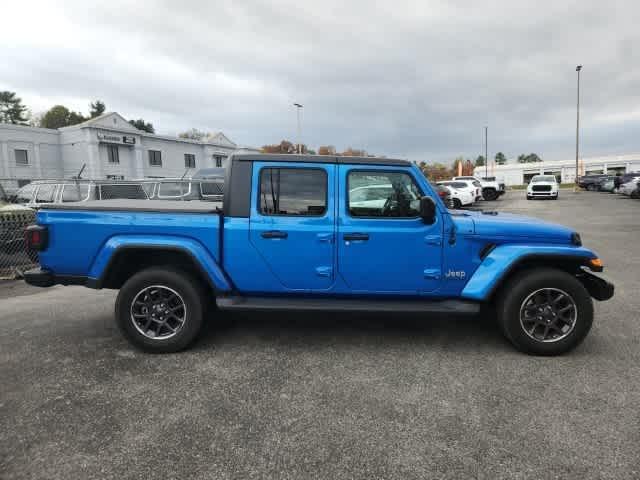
[[216, 296, 480, 314]]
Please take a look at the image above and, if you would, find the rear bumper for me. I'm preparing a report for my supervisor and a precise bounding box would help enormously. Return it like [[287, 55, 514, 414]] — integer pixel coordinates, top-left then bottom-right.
[[24, 268, 88, 288], [578, 271, 614, 301]]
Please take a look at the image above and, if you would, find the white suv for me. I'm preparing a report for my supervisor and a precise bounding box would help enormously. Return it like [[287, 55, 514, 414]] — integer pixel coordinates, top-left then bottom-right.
[[453, 176, 505, 201], [527, 175, 559, 200]]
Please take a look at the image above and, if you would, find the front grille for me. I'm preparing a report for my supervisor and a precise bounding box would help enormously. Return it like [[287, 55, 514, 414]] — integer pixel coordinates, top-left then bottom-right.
[[532, 185, 552, 192]]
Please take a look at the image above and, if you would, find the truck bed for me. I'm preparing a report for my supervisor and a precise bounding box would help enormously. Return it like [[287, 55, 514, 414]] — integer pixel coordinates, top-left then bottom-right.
[[41, 199, 221, 214]]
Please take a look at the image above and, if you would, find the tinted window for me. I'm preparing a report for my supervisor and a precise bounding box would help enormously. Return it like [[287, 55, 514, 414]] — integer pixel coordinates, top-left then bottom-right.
[[62, 184, 90, 202], [200, 181, 224, 196], [532, 176, 556, 183], [35, 184, 57, 203], [348, 171, 422, 218], [100, 184, 148, 199], [15, 184, 36, 203], [259, 168, 327, 216]]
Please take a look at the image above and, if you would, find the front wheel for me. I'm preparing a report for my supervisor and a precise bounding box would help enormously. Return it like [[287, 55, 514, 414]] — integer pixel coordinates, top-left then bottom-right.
[[496, 268, 593, 355], [452, 198, 462, 209], [115, 267, 206, 353]]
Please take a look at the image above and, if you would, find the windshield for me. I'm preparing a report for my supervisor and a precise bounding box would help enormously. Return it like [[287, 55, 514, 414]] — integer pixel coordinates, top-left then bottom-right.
[[532, 176, 556, 183]]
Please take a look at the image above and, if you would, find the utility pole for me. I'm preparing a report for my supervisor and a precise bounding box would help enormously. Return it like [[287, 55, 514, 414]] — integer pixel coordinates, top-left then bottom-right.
[[575, 65, 582, 191], [484, 126, 488, 178], [293, 103, 303, 154]]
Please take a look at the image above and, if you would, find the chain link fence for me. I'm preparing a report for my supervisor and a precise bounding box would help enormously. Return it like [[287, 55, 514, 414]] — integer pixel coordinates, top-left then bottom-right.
[[0, 208, 37, 279]]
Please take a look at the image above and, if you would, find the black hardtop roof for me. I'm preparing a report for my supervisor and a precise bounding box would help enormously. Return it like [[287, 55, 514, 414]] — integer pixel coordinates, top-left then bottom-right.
[[232, 153, 412, 167]]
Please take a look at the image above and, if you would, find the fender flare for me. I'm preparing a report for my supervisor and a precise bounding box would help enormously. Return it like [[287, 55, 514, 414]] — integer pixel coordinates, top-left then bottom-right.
[[461, 244, 599, 301], [88, 234, 232, 292]]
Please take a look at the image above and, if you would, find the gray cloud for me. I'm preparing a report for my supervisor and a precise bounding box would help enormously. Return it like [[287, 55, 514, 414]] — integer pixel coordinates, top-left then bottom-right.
[[1, 0, 638, 163]]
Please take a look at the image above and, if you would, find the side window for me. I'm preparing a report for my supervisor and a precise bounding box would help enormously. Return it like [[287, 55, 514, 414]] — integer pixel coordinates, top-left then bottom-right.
[[348, 171, 422, 218], [259, 168, 327, 216], [158, 182, 190, 198], [200, 181, 224, 196], [62, 184, 90, 202], [15, 184, 36, 203], [35, 184, 57, 203]]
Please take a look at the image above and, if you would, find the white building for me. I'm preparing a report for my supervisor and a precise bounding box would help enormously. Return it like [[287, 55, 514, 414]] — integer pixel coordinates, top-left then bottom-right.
[[0, 112, 258, 191], [474, 153, 640, 186]]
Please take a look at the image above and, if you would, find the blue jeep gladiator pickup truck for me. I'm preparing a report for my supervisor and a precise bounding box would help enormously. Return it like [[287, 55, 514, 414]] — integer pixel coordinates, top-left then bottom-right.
[[24, 154, 613, 355]]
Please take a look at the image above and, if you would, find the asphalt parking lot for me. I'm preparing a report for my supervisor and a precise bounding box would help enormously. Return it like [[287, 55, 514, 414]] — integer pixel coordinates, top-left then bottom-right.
[[1, 191, 639, 479]]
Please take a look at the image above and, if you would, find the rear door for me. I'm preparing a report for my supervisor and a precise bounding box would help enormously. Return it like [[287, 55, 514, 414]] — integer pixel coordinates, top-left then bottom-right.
[[249, 162, 336, 292]]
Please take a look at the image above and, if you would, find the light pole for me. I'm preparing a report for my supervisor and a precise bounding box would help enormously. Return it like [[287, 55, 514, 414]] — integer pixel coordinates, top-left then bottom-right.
[[484, 126, 488, 178], [575, 65, 582, 191], [293, 103, 303, 154]]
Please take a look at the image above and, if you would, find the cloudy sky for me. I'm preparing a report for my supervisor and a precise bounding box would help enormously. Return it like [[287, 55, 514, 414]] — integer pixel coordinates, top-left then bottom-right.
[[1, 0, 638, 163]]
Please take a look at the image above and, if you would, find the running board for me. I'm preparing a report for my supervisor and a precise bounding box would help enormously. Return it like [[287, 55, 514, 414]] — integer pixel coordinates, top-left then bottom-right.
[[216, 296, 480, 314]]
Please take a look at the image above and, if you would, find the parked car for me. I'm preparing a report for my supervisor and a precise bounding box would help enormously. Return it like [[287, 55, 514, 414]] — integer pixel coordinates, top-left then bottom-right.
[[527, 175, 559, 200], [11, 180, 148, 207], [618, 177, 640, 196], [444, 185, 474, 209], [431, 183, 453, 208], [452, 176, 504, 201], [598, 178, 616, 193], [577, 174, 610, 191], [25, 153, 613, 356], [438, 180, 481, 202], [142, 178, 224, 202], [614, 172, 640, 191]]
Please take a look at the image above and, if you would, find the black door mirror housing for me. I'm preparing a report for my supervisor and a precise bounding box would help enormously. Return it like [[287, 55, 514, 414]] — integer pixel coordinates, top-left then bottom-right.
[[419, 196, 437, 224]]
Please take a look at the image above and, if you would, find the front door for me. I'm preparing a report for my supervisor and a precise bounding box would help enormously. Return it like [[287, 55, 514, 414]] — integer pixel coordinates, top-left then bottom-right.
[[249, 162, 336, 292], [337, 165, 443, 294]]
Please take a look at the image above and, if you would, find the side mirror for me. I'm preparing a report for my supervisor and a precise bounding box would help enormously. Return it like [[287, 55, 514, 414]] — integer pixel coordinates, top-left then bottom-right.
[[419, 196, 436, 224]]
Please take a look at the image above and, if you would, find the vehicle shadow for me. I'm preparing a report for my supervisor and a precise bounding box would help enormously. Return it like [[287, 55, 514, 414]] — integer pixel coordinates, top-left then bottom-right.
[[194, 309, 509, 352]]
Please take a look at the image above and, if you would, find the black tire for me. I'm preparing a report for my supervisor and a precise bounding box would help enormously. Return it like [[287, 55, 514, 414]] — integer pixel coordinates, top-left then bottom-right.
[[526, 195, 532, 200], [452, 198, 462, 209], [115, 267, 206, 353], [496, 268, 593, 355], [631, 189, 640, 199], [483, 188, 498, 201]]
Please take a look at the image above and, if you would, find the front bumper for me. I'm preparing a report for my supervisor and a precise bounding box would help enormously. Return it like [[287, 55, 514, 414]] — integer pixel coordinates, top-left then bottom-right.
[[527, 191, 558, 197], [578, 271, 614, 301]]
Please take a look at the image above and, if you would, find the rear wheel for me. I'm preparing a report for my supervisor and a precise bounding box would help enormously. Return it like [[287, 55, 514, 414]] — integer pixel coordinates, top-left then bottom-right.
[[115, 267, 206, 353], [496, 268, 593, 355], [483, 188, 498, 201]]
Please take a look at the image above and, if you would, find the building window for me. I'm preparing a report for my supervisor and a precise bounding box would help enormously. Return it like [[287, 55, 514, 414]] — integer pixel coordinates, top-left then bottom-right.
[[107, 145, 120, 164], [15, 149, 29, 165], [184, 153, 196, 168], [105, 175, 125, 180], [214, 155, 224, 167], [148, 150, 162, 167], [259, 168, 327, 216]]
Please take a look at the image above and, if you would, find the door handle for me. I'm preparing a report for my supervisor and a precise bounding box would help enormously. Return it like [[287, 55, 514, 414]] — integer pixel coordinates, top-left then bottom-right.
[[344, 233, 369, 241], [261, 230, 288, 239]]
